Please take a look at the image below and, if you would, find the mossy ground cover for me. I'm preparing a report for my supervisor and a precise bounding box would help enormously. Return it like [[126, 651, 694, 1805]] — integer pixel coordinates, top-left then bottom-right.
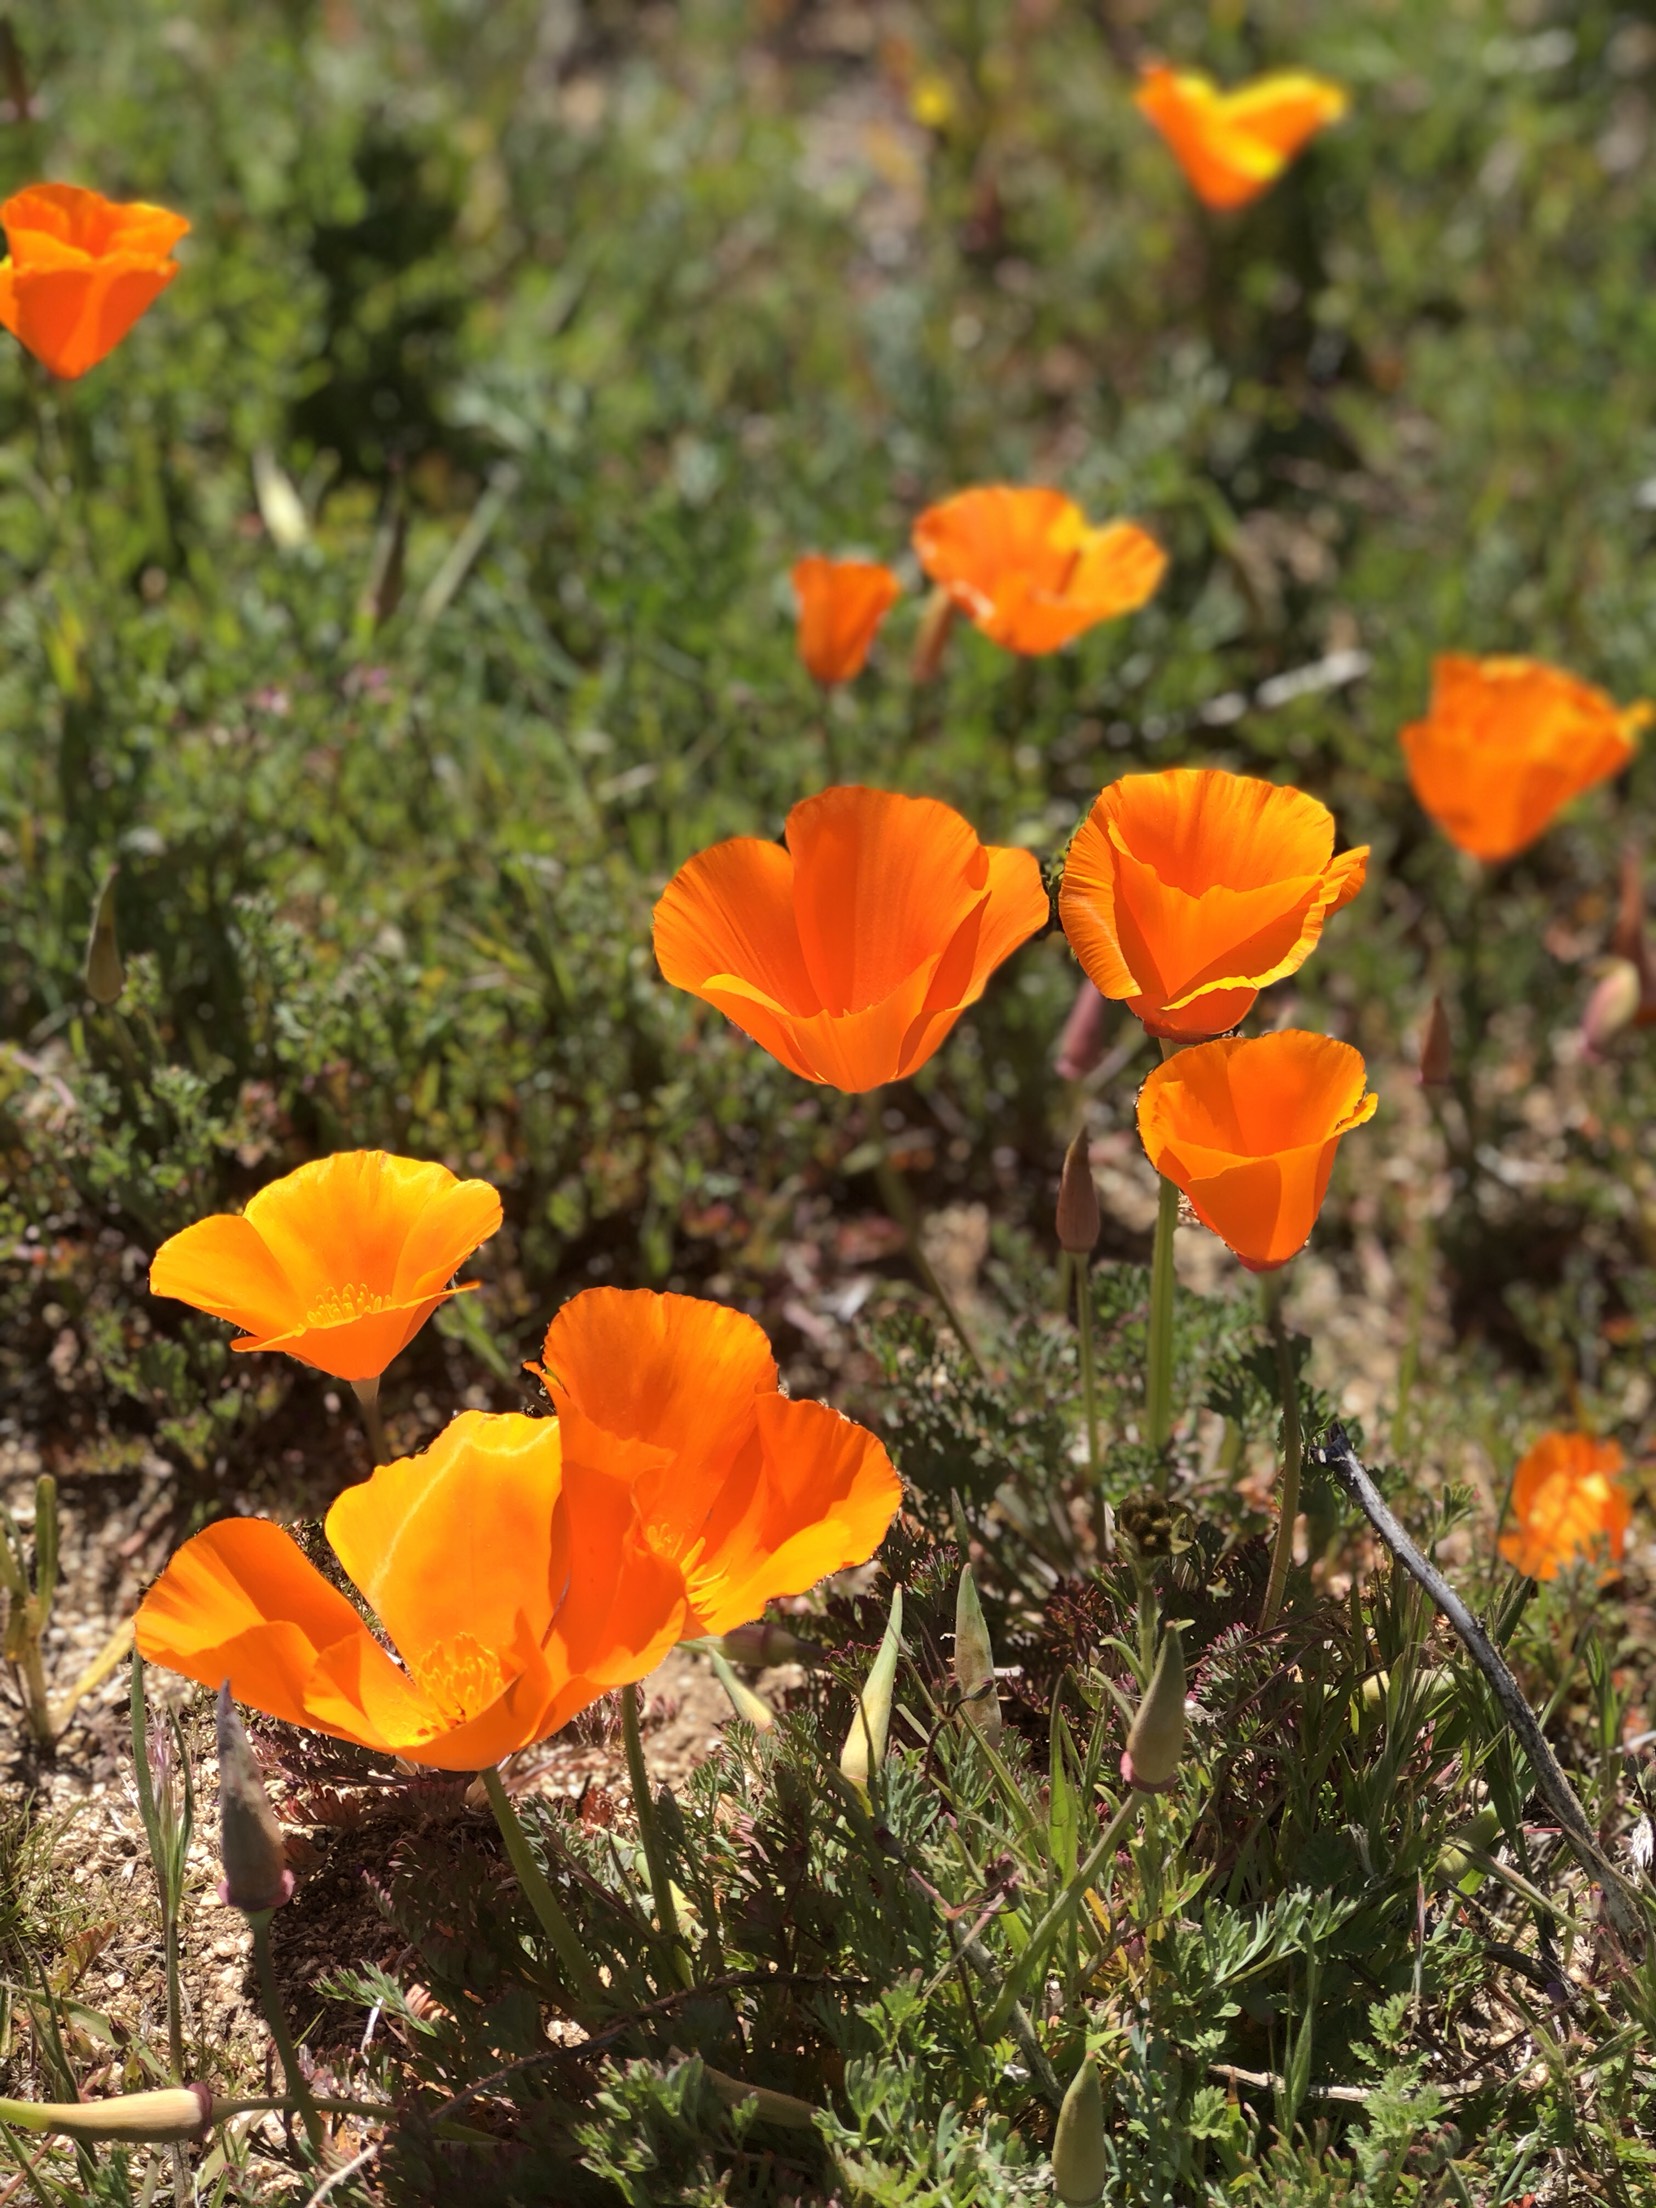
[[4, 1, 1656, 2201]]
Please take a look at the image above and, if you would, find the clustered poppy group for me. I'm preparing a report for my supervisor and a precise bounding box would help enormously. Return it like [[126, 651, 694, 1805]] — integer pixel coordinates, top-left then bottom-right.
[[23, 35, 1638, 1759]]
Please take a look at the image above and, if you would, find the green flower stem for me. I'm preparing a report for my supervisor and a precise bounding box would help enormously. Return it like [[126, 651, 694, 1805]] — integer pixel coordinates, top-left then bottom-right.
[[482, 1764, 604, 2008], [621, 1683, 694, 1988], [984, 1787, 1145, 2039], [249, 1910, 325, 2156], [1075, 1251, 1105, 1553], [1145, 1173, 1179, 1460], [351, 1377, 389, 1467], [873, 1096, 986, 1377], [1259, 1271, 1301, 1632]]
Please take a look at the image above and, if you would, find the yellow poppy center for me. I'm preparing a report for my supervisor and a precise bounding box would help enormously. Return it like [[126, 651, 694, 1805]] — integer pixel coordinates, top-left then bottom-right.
[[409, 1632, 512, 1725], [305, 1281, 390, 1328]]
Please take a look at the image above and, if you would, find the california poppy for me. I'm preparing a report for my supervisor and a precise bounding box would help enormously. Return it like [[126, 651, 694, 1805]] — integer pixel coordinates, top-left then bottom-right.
[[1499, 1432, 1630, 1583], [1401, 656, 1650, 864], [1059, 768, 1368, 1041], [149, 1151, 503, 1385], [135, 1411, 688, 1770], [791, 555, 902, 685], [912, 486, 1165, 657], [1134, 64, 1348, 211], [652, 784, 1049, 1091], [530, 1287, 901, 1636], [0, 184, 189, 380], [1136, 1031, 1376, 1272]]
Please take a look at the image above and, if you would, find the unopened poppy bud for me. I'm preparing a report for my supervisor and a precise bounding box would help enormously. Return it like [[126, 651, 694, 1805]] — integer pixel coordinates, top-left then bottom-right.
[[0, 2084, 214, 2143], [1056, 1129, 1101, 1256], [1582, 959, 1643, 1063], [910, 586, 956, 685], [707, 1646, 776, 1733], [839, 1586, 903, 1800], [1417, 994, 1452, 1088], [715, 1620, 824, 1669], [84, 867, 125, 1008], [1121, 1627, 1185, 1794], [1612, 843, 1648, 977], [952, 1565, 1002, 1747], [1051, 2057, 1108, 2204], [216, 1683, 293, 1915], [1054, 979, 1107, 1081], [1434, 1807, 1501, 1892]]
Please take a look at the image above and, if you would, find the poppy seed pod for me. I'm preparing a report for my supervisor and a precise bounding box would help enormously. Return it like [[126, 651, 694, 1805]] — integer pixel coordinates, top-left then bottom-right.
[[1056, 1130, 1101, 1256], [1417, 994, 1453, 1087], [216, 1684, 293, 1914], [1051, 2058, 1108, 2205], [83, 867, 124, 1007], [1054, 978, 1108, 1080], [1121, 1628, 1185, 1793]]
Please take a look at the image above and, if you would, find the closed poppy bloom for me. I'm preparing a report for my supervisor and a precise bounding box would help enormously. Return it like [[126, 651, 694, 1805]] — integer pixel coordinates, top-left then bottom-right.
[[652, 784, 1049, 1091], [1059, 768, 1368, 1041], [912, 486, 1165, 656], [1137, 1031, 1376, 1272], [1401, 656, 1651, 865], [791, 554, 902, 685], [1134, 64, 1348, 211], [531, 1287, 901, 1636], [135, 1411, 688, 1770], [1499, 1432, 1630, 1583], [149, 1151, 503, 1385], [0, 184, 189, 380]]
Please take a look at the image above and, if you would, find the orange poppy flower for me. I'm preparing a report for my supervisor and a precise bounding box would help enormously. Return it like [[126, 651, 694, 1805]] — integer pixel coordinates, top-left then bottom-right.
[[652, 784, 1049, 1091], [0, 184, 189, 380], [791, 555, 902, 685], [135, 1411, 688, 1770], [530, 1287, 901, 1636], [1059, 768, 1368, 1041], [1134, 64, 1348, 211], [1499, 1432, 1630, 1583], [1136, 1031, 1376, 1272], [149, 1151, 503, 1385], [1401, 656, 1650, 865], [912, 487, 1165, 656]]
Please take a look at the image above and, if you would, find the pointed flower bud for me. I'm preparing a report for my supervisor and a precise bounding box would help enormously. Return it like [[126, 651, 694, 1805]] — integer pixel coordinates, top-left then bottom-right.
[[1582, 959, 1644, 1063], [1612, 842, 1648, 979], [1051, 2058, 1108, 2205], [0, 2085, 214, 2143], [216, 1682, 293, 1914], [1056, 1129, 1101, 1255], [910, 586, 956, 685], [952, 1564, 1002, 1747], [1121, 1627, 1185, 1794], [714, 1620, 824, 1668], [1054, 978, 1108, 1081], [707, 1646, 776, 1733], [839, 1586, 903, 1800], [1416, 994, 1452, 1088], [84, 867, 125, 1008]]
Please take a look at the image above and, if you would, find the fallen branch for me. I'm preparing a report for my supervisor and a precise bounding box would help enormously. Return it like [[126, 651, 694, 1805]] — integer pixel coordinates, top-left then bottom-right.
[[1317, 1422, 1649, 1956]]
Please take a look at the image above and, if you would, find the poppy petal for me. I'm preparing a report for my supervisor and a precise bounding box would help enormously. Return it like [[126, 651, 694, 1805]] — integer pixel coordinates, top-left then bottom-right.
[[325, 1410, 567, 1674]]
